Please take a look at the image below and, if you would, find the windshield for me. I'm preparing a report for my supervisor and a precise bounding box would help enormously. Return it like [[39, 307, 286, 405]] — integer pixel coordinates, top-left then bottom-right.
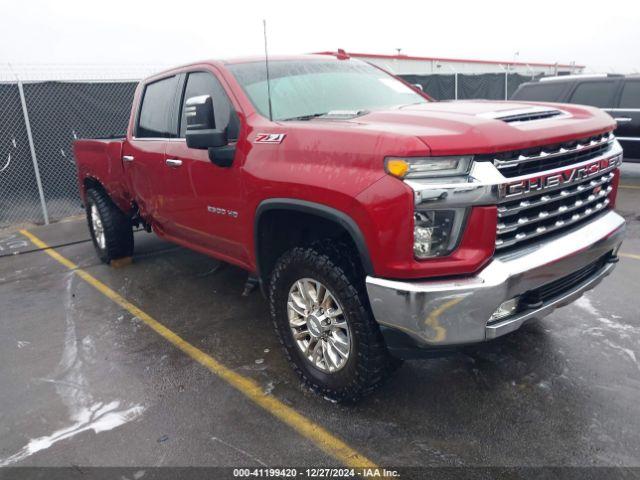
[[227, 59, 428, 121]]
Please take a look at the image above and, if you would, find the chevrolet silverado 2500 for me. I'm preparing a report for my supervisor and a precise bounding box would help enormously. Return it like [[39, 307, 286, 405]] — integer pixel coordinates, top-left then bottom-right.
[[74, 54, 626, 402]]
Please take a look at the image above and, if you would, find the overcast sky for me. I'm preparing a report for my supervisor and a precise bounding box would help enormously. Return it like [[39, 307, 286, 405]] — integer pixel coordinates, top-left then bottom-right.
[[2, 0, 639, 73]]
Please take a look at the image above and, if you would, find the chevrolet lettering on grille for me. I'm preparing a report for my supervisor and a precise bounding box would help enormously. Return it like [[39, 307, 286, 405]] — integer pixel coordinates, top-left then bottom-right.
[[502, 155, 622, 198]]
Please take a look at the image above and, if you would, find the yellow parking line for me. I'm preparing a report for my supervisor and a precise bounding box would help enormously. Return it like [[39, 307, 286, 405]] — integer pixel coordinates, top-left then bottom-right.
[[19, 229, 376, 469], [620, 252, 640, 261], [620, 185, 640, 190]]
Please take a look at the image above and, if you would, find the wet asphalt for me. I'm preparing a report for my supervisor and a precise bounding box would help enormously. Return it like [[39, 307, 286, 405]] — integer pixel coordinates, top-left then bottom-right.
[[0, 163, 639, 470]]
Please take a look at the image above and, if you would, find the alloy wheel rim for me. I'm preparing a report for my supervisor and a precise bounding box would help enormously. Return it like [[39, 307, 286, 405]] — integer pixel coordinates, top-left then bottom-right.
[[287, 278, 351, 373], [90, 204, 106, 249]]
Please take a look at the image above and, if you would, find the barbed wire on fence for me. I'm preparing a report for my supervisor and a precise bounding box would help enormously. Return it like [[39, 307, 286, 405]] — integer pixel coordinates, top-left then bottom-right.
[[0, 63, 170, 83]]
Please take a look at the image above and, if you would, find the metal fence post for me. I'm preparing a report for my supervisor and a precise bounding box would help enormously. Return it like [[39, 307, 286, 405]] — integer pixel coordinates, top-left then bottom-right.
[[17, 79, 49, 225], [504, 70, 509, 100], [454, 73, 458, 100]]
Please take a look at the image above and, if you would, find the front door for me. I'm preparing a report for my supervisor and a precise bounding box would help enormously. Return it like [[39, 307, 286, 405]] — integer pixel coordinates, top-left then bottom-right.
[[163, 70, 245, 260]]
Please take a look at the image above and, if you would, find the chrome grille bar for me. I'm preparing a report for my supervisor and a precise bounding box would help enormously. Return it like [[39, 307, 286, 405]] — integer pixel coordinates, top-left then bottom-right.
[[495, 169, 615, 250], [497, 186, 612, 234], [494, 132, 614, 169], [497, 172, 615, 217], [496, 199, 610, 249]]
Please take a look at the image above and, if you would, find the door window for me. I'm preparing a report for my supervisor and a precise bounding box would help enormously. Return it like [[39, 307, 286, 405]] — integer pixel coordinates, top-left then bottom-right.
[[620, 81, 640, 109], [511, 82, 568, 102], [179, 72, 237, 139], [569, 81, 617, 108], [137, 76, 179, 138]]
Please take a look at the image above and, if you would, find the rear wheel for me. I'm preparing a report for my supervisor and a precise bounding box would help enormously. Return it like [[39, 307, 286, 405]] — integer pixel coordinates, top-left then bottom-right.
[[85, 188, 134, 264], [269, 243, 396, 402]]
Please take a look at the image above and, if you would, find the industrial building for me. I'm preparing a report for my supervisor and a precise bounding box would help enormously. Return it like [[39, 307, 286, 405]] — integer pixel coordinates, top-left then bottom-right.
[[316, 51, 585, 76]]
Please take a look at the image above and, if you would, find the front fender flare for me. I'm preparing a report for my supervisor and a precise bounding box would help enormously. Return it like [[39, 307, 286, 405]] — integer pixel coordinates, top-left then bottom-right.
[[254, 198, 374, 279]]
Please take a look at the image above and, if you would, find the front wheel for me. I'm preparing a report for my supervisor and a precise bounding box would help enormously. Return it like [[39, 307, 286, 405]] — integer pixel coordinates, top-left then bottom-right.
[[269, 245, 395, 402]]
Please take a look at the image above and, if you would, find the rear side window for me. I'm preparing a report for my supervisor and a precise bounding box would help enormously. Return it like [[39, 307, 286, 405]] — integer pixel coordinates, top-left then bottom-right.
[[179, 72, 235, 139], [620, 80, 640, 108], [569, 81, 617, 108], [137, 76, 179, 138], [512, 82, 567, 102]]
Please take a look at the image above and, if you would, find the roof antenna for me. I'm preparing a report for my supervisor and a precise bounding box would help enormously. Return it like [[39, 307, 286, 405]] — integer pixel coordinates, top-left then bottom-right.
[[263, 19, 274, 121]]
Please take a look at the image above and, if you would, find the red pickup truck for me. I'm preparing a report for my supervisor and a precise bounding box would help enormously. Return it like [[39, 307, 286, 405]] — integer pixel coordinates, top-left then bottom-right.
[[74, 54, 626, 402]]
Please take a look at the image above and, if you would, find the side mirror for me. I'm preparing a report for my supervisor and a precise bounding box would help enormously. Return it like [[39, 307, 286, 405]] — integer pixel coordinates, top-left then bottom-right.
[[185, 95, 227, 149], [412, 83, 424, 91], [184, 95, 236, 167]]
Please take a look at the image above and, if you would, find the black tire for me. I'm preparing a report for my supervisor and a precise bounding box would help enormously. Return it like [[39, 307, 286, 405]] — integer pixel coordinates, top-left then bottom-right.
[[269, 242, 396, 403], [85, 188, 134, 264]]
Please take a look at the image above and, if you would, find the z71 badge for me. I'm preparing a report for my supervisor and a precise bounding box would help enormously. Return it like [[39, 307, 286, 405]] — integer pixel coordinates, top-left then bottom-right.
[[254, 133, 286, 144]]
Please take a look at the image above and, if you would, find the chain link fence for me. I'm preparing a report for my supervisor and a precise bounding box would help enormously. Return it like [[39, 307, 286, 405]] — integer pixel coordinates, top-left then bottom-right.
[[0, 65, 544, 228], [0, 82, 43, 226], [398, 72, 542, 101], [0, 65, 165, 228], [23, 81, 139, 223]]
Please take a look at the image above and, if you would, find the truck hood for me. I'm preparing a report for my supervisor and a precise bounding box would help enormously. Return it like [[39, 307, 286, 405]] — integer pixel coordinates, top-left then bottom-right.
[[347, 100, 616, 155]]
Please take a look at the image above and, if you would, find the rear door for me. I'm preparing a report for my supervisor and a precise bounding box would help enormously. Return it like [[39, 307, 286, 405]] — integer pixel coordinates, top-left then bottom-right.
[[510, 81, 572, 102], [123, 75, 180, 226], [607, 79, 640, 160]]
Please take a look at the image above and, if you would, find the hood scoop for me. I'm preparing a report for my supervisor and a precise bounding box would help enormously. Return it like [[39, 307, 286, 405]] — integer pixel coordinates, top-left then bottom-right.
[[477, 106, 569, 124]]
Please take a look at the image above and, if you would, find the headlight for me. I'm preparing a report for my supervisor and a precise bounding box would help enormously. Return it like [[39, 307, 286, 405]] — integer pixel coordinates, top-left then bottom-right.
[[385, 156, 473, 179], [414, 208, 467, 258]]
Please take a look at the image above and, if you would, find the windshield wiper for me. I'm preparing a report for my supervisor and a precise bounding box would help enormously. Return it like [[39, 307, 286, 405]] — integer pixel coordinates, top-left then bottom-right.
[[281, 110, 369, 121], [399, 101, 432, 108], [281, 112, 328, 121]]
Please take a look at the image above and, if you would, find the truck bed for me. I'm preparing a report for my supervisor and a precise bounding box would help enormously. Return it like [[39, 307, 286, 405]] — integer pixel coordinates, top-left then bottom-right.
[[73, 138, 129, 210]]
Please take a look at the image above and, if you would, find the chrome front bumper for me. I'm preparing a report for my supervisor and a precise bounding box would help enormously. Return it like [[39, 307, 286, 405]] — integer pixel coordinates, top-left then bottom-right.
[[366, 211, 625, 350]]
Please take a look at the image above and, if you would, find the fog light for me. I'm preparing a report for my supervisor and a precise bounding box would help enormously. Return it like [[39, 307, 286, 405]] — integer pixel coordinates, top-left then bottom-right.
[[413, 208, 466, 258], [490, 297, 519, 321]]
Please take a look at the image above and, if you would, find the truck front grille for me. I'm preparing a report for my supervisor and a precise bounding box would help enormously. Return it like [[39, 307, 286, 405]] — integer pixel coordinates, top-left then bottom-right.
[[490, 131, 614, 178], [495, 170, 615, 251]]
